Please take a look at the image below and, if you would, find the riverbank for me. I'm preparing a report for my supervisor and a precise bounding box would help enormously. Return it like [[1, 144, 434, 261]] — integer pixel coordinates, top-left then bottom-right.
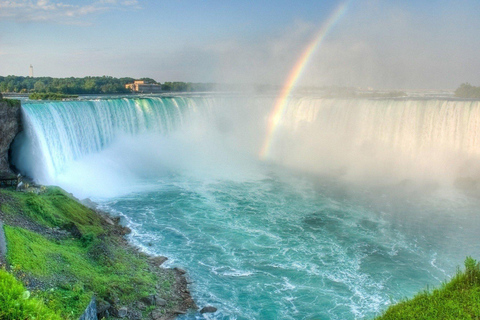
[[0, 185, 196, 319]]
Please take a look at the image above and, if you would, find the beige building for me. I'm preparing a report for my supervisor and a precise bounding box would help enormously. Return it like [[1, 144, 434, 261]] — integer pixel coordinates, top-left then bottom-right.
[[126, 80, 162, 93]]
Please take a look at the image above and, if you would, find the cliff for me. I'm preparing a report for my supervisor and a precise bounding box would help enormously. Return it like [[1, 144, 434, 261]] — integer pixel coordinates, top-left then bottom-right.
[[0, 101, 22, 177]]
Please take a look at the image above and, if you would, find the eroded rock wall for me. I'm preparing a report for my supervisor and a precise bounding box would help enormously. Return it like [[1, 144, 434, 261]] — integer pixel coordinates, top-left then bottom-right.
[[0, 101, 22, 176]]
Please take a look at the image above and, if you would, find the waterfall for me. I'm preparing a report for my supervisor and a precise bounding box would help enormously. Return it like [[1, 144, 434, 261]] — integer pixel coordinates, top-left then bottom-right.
[[270, 98, 480, 184], [13, 95, 480, 193], [13, 97, 215, 185]]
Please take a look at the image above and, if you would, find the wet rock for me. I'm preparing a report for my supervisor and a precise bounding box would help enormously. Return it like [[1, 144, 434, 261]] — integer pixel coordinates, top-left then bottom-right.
[[103, 216, 115, 226], [173, 310, 186, 314], [149, 256, 168, 267], [174, 267, 187, 275], [155, 296, 167, 307], [200, 306, 217, 314]]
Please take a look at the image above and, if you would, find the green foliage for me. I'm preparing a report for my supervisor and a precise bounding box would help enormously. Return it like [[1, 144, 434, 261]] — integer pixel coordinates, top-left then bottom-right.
[[0, 75, 219, 94], [0, 98, 21, 107], [0, 269, 62, 320], [376, 257, 480, 320], [455, 83, 480, 99], [161, 81, 216, 92], [0, 187, 176, 319], [5, 225, 162, 318], [0, 75, 134, 94], [29, 92, 78, 100]]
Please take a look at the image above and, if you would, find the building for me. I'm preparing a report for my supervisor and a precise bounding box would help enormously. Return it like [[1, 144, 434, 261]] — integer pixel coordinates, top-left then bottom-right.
[[29, 65, 34, 77], [125, 80, 162, 93]]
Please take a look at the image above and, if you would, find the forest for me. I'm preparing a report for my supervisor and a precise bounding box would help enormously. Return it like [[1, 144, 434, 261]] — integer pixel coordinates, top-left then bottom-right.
[[0, 76, 215, 94]]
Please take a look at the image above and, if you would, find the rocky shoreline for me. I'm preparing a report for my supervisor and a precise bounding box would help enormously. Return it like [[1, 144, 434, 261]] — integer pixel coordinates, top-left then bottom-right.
[[0, 184, 201, 319]]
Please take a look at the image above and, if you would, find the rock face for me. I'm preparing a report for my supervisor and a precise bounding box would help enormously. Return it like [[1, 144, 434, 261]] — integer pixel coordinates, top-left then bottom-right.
[[0, 101, 22, 176]]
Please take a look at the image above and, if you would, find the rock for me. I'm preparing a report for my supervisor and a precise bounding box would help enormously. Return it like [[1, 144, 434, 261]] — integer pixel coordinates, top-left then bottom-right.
[[155, 296, 167, 307], [120, 226, 131, 235], [150, 309, 163, 320], [173, 310, 186, 315], [174, 267, 187, 275], [136, 301, 147, 310], [96, 300, 111, 319], [103, 216, 115, 225], [141, 295, 156, 306], [0, 100, 22, 176], [105, 295, 119, 306], [200, 306, 217, 314], [149, 256, 168, 267], [115, 306, 128, 318], [129, 309, 142, 320]]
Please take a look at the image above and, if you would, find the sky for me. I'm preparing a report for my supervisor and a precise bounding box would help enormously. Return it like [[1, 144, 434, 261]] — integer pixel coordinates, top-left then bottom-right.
[[0, 0, 479, 89]]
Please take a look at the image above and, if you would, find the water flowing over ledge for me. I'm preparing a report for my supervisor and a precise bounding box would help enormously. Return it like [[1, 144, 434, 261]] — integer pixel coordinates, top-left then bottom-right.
[[14, 96, 480, 189]]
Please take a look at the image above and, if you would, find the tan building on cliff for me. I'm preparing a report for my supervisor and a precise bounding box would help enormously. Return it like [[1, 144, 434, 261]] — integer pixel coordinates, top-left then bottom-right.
[[125, 80, 162, 93]]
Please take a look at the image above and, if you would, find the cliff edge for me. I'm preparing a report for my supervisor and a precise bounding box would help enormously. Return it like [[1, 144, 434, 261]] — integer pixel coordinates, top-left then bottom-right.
[[0, 100, 22, 176]]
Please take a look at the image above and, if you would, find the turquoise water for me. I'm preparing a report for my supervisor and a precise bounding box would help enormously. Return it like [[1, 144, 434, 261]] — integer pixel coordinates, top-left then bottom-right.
[[15, 96, 480, 319], [97, 168, 480, 320]]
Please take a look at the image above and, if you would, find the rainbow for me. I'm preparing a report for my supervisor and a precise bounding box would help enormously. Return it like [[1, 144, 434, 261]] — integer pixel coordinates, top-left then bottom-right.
[[259, 2, 349, 160]]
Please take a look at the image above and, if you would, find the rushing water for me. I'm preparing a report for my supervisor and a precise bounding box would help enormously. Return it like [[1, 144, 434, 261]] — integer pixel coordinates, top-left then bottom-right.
[[13, 96, 480, 319]]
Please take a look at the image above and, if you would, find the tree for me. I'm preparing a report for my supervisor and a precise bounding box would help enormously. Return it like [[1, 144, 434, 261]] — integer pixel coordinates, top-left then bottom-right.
[[34, 80, 46, 92]]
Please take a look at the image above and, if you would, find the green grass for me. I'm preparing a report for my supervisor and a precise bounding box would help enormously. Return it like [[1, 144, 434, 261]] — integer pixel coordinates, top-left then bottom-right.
[[0, 187, 176, 319], [0, 268, 62, 320], [1, 187, 103, 235], [376, 257, 480, 320]]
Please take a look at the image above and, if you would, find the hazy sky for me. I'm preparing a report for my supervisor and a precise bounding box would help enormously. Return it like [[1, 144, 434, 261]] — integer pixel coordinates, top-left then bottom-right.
[[1, 0, 479, 89]]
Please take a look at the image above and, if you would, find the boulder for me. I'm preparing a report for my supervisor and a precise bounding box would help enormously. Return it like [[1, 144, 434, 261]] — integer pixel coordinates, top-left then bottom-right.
[[149, 256, 168, 267], [200, 306, 217, 314], [114, 306, 128, 318], [155, 296, 167, 307], [174, 267, 187, 275], [96, 300, 111, 319]]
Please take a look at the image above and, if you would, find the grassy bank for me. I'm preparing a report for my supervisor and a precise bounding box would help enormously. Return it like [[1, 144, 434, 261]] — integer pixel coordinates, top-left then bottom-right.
[[376, 257, 480, 320], [0, 186, 195, 319]]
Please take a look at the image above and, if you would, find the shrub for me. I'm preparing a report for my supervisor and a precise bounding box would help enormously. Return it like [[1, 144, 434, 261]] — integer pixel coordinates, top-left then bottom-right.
[[0, 269, 62, 320]]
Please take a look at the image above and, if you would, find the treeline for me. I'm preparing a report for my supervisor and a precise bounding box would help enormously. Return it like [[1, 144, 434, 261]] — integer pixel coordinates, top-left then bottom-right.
[[29, 92, 79, 100], [455, 83, 480, 99], [0, 76, 216, 94], [162, 81, 216, 92]]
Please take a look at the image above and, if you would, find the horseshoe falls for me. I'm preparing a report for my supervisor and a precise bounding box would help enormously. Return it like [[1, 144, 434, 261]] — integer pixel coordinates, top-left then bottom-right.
[[12, 96, 480, 319]]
